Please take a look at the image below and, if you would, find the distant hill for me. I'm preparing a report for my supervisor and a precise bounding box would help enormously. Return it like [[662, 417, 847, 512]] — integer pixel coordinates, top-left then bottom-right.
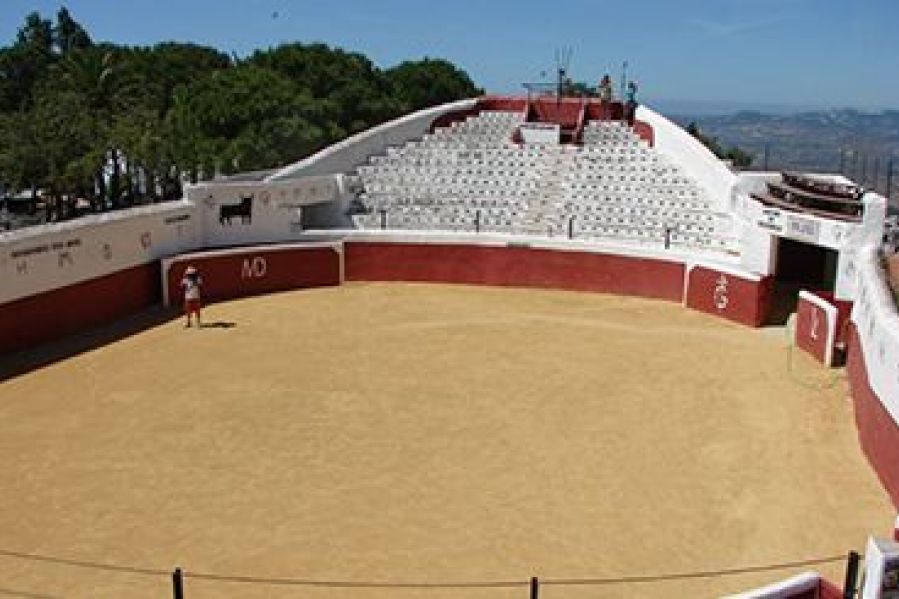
[[671, 109, 899, 202]]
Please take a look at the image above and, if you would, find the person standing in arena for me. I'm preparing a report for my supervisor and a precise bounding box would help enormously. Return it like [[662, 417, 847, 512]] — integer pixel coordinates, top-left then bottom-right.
[[181, 265, 204, 328]]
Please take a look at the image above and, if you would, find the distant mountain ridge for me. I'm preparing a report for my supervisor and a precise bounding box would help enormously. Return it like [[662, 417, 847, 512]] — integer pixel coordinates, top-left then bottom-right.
[[670, 109, 899, 193]]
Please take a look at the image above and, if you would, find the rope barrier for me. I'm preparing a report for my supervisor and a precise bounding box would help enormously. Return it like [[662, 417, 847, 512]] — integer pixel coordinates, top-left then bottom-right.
[[0, 548, 167, 577], [542, 554, 848, 587], [0, 587, 64, 599], [183, 572, 528, 588], [0, 546, 852, 589]]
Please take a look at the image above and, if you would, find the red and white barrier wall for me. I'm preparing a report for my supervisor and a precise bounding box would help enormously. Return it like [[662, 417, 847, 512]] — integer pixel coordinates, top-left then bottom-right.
[[3, 224, 779, 355], [795, 291, 840, 366], [162, 242, 342, 308], [0, 173, 344, 354], [685, 263, 773, 327], [846, 244, 899, 507], [344, 237, 686, 301], [0, 202, 197, 354]]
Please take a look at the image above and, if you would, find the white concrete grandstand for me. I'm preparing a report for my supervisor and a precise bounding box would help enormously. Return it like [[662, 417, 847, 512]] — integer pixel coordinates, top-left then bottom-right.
[[351, 108, 738, 254]]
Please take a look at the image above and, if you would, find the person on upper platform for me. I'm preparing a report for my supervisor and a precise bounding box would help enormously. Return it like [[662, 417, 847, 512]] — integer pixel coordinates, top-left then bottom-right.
[[625, 81, 639, 124], [599, 74, 613, 103]]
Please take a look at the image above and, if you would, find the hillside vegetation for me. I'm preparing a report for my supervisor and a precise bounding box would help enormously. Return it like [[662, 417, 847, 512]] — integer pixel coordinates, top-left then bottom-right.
[[0, 9, 481, 222]]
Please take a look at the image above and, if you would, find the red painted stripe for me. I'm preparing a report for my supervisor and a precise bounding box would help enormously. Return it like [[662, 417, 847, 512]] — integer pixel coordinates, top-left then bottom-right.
[[0, 262, 160, 355], [685, 266, 773, 327], [344, 242, 684, 301], [846, 323, 899, 508], [796, 294, 832, 365], [165, 246, 341, 307]]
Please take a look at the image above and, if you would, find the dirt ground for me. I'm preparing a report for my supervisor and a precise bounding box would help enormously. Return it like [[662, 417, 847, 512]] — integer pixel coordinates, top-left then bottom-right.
[[0, 283, 893, 599]]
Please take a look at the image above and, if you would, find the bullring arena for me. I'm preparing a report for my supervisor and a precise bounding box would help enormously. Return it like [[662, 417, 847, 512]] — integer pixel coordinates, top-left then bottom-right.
[[2, 96, 899, 598], [0, 281, 892, 598]]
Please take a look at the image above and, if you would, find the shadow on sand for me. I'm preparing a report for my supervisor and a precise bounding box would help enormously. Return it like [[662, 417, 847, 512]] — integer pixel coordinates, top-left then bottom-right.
[[764, 281, 803, 327], [0, 307, 179, 382], [199, 321, 237, 330]]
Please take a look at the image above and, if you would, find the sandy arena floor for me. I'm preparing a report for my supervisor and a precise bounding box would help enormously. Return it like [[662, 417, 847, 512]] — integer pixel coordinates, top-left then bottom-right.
[[0, 283, 893, 599]]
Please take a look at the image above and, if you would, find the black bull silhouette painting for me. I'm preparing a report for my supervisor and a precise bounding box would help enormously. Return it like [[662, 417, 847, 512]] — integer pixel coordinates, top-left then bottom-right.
[[219, 195, 253, 225]]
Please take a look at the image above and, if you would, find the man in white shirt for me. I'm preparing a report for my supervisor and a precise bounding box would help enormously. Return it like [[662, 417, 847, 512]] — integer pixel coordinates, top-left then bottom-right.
[[180, 265, 203, 328]]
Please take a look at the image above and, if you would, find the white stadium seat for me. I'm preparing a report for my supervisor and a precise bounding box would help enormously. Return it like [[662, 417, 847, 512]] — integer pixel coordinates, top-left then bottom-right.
[[352, 112, 738, 255]]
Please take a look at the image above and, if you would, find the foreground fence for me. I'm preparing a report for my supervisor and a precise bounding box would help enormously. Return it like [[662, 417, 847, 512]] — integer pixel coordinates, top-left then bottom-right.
[[0, 546, 859, 598]]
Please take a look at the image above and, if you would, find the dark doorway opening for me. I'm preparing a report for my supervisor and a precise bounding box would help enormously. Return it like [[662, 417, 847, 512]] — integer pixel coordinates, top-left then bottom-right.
[[767, 237, 838, 325]]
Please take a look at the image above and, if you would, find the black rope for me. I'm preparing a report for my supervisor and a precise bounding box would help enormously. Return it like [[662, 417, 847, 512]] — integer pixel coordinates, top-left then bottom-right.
[[542, 554, 848, 586], [183, 572, 527, 588], [0, 587, 65, 599], [0, 546, 851, 589], [0, 548, 167, 577]]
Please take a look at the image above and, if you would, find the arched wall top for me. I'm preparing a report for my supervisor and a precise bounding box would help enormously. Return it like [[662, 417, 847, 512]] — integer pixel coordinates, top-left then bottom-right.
[[636, 105, 737, 213], [265, 98, 479, 181]]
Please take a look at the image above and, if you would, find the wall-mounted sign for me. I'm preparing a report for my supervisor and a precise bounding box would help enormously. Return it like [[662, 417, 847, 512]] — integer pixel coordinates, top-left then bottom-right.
[[520, 123, 560, 145], [756, 208, 784, 234], [219, 195, 254, 226], [786, 215, 820, 243]]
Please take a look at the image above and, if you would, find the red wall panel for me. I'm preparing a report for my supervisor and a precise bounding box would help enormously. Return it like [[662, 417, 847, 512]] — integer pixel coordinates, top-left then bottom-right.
[[632, 120, 655, 147], [812, 291, 853, 345], [0, 262, 160, 355], [344, 242, 685, 301], [685, 266, 773, 327], [532, 100, 582, 127], [585, 101, 625, 121], [478, 96, 528, 113], [846, 324, 899, 508], [795, 294, 833, 365], [165, 246, 341, 307], [818, 580, 844, 599]]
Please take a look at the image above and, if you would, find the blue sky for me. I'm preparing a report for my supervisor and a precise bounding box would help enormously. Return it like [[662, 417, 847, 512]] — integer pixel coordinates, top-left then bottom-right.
[[2, 0, 898, 112]]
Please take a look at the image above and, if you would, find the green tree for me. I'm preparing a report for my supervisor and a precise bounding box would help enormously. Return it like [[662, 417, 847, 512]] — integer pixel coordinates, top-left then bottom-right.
[[0, 11, 484, 222], [686, 121, 753, 168], [386, 58, 481, 112], [249, 43, 401, 133], [0, 12, 55, 110], [0, 110, 48, 208], [53, 7, 92, 55]]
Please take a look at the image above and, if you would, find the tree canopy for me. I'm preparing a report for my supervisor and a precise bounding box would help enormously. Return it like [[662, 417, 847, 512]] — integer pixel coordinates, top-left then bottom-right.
[[686, 121, 753, 169], [0, 9, 482, 223]]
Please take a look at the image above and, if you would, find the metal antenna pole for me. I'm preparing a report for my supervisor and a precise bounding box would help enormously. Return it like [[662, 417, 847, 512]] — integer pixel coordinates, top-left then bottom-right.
[[874, 157, 880, 192], [887, 157, 894, 200]]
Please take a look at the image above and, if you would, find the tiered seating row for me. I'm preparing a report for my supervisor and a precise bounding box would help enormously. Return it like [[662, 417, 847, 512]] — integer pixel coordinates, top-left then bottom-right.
[[565, 121, 737, 251], [352, 111, 738, 255]]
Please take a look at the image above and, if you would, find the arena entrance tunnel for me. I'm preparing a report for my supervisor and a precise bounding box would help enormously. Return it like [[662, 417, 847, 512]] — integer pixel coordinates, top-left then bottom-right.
[[767, 237, 839, 326]]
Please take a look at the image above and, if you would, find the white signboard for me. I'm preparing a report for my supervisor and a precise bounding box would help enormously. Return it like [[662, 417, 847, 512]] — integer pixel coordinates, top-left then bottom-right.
[[520, 123, 560, 145], [785, 215, 821, 243], [756, 208, 784, 234]]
